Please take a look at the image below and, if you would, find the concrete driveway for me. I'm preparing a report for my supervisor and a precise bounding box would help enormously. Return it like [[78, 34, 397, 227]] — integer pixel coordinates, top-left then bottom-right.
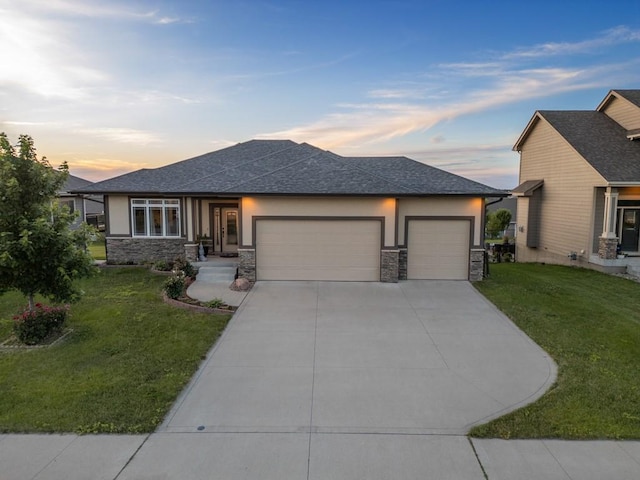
[[117, 280, 555, 479]]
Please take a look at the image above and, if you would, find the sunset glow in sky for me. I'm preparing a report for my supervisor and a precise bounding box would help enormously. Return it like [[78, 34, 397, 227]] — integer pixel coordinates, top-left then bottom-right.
[[1, 0, 639, 188]]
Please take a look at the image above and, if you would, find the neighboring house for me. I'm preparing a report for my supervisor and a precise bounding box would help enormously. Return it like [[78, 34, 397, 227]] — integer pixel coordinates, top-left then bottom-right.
[[58, 175, 104, 230], [512, 89, 640, 274], [75, 140, 507, 282], [486, 196, 517, 240]]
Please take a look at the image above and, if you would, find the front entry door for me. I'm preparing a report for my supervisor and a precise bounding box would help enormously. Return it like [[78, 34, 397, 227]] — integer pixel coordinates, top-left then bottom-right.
[[620, 209, 640, 252], [221, 208, 239, 253]]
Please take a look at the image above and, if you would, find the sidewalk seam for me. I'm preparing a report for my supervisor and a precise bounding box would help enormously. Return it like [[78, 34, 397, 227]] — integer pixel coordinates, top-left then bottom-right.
[[113, 433, 151, 480], [468, 437, 490, 480]]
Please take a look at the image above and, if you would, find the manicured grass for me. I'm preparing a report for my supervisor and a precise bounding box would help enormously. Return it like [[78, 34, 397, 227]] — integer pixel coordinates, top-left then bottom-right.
[[88, 237, 106, 260], [471, 263, 640, 439], [0, 268, 231, 433]]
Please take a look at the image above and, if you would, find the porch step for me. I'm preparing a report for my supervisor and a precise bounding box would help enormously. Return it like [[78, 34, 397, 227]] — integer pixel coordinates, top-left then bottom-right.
[[195, 266, 237, 283], [626, 263, 640, 277]]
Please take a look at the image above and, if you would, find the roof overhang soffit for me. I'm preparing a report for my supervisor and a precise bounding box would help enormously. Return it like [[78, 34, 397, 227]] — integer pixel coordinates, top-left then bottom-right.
[[511, 179, 544, 197]]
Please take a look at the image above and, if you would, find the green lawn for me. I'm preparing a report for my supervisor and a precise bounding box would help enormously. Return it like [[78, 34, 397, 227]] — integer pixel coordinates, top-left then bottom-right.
[[472, 263, 640, 439], [88, 236, 106, 260], [0, 268, 230, 433]]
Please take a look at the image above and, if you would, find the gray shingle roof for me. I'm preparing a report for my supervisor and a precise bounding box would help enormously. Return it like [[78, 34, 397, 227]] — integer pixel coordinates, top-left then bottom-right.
[[538, 111, 640, 182], [75, 140, 505, 196], [59, 174, 92, 194], [615, 90, 640, 108]]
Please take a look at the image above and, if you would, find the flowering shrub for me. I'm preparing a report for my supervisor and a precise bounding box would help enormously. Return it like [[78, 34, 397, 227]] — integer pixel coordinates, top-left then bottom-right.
[[164, 271, 186, 299], [13, 303, 69, 345], [173, 257, 196, 278]]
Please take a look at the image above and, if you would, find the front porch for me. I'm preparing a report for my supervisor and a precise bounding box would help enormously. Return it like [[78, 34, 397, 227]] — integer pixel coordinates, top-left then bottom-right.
[[593, 186, 640, 267], [589, 253, 640, 275]]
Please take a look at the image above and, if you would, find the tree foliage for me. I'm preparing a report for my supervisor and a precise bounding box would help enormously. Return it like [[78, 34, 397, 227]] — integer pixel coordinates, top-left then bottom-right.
[[0, 133, 97, 310], [486, 208, 513, 238]]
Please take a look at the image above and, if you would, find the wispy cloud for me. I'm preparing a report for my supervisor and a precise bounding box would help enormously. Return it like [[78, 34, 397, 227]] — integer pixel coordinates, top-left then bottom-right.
[[20, 0, 190, 24], [51, 157, 153, 182], [258, 27, 640, 150], [503, 25, 640, 59], [0, 5, 107, 99], [78, 128, 162, 146]]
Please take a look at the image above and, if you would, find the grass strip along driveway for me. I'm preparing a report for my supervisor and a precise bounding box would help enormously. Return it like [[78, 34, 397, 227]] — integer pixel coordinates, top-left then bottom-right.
[[0, 267, 230, 434], [472, 263, 640, 440]]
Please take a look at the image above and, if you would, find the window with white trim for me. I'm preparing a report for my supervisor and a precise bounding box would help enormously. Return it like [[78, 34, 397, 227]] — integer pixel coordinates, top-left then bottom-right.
[[131, 199, 181, 237]]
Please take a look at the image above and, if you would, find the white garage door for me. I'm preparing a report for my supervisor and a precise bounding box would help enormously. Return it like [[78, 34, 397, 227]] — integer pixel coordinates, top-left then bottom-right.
[[256, 219, 381, 281], [407, 220, 470, 280]]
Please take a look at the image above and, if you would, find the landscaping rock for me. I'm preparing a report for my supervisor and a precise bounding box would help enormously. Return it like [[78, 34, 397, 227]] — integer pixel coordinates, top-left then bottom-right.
[[232, 278, 252, 291]]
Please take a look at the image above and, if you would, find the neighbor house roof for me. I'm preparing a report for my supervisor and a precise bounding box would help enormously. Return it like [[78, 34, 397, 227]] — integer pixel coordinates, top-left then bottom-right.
[[597, 89, 640, 111], [514, 111, 640, 183], [75, 140, 506, 197], [58, 174, 93, 196]]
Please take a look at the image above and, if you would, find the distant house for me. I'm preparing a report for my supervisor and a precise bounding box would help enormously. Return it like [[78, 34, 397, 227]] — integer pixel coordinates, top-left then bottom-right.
[[486, 197, 517, 240], [58, 175, 104, 230], [75, 140, 507, 282], [512, 89, 640, 274]]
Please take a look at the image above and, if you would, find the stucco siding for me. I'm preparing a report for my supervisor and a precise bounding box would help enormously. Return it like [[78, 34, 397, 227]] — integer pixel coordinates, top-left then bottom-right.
[[242, 197, 397, 247], [601, 96, 640, 130], [107, 195, 130, 235], [397, 197, 483, 246], [517, 119, 605, 261]]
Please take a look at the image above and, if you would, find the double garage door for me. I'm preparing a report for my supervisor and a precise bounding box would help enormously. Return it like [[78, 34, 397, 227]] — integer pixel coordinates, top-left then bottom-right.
[[256, 219, 381, 281], [255, 218, 470, 281]]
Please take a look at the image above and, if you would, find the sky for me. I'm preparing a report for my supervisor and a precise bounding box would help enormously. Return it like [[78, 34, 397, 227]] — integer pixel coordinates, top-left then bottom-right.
[[1, 0, 639, 189]]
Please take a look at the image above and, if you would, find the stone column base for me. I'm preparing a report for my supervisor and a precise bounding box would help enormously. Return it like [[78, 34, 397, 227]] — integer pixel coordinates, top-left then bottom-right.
[[470, 249, 485, 281], [380, 249, 399, 283], [398, 248, 408, 280], [238, 248, 256, 282], [598, 237, 618, 260], [184, 244, 199, 263]]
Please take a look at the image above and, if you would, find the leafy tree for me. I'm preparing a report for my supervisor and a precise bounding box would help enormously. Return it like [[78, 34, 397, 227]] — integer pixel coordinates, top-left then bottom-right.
[[0, 133, 96, 310], [486, 208, 512, 238]]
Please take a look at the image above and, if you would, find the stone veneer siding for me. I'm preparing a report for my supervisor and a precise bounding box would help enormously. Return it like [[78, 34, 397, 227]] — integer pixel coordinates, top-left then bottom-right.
[[380, 249, 399, 283], [184, 244, 199, 263], [398, 248, 408, 280], [106, 237, 186, 264], [469, 248, 485, 281], [598, 237, 618, 260], [238, 248, 256, 282]]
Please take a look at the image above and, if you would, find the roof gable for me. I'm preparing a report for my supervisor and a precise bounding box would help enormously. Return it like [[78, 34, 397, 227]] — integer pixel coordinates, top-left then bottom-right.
[[597, 89, 640, 111], [77, 140, 506, 197], [523, 110, 640, 182]]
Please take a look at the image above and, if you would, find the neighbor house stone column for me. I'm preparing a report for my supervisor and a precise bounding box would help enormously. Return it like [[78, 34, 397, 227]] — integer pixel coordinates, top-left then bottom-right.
[[469, 248, 485, 281], [380, 249, 399, 283], [238, 248, 256, 282], [598, 237, 618, 260]]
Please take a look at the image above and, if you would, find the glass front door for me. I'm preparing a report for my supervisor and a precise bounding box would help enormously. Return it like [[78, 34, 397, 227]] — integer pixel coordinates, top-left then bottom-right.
[[221, 208, 238, 252], [619, 209, 640, 252]]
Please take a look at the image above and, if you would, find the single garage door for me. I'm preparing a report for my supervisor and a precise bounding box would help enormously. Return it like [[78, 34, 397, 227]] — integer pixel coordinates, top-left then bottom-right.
[[256, 219, 381, 281], [407, 219, 470, 280]]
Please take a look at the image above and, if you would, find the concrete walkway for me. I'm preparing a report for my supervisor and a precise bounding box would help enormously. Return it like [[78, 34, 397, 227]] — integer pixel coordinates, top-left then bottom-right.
[[1, 281, 639, 479], [186, 257, 247, 307]]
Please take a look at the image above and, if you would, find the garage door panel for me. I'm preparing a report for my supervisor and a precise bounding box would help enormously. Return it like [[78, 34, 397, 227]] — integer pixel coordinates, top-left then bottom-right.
[[256, 220, 381, 281], [407, 220, 469, 280]]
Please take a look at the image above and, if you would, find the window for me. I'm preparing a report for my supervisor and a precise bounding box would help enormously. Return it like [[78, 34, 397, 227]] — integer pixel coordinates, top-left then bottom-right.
[[131, 199, 181, 237], [59, 198, 75, 213]]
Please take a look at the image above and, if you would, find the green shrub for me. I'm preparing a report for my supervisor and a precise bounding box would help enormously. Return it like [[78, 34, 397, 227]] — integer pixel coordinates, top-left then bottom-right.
[[13, 304, 69, 345], [204, 298, 224, 309], [173, 257, 196, 278], [153, 259, 172, 271], [163, 273, 186, 299]]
